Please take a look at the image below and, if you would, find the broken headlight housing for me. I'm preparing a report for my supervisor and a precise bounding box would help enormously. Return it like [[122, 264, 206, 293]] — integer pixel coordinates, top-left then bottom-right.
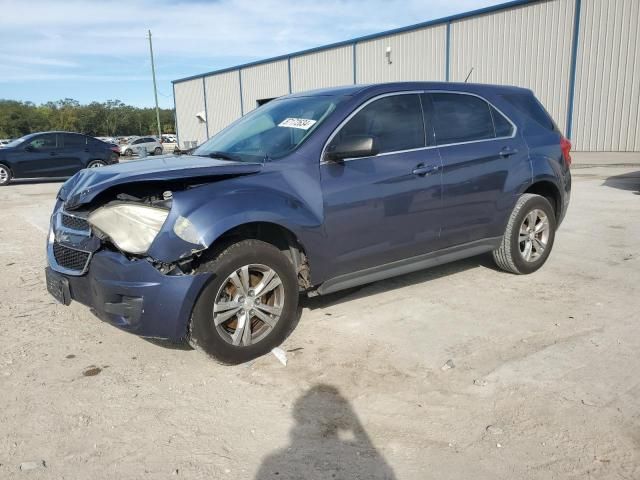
[[88, 204, 169, 254]]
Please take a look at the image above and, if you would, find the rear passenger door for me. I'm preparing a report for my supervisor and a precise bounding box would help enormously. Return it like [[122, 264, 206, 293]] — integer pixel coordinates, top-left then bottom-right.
[[60, 134, 88, 174], [426, 92, 528, 247], [320, 93, 442, 278]]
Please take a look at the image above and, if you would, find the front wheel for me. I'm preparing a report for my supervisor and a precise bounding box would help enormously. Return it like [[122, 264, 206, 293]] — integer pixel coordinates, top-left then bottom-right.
[[124, 148, 133, 157], [189, 239, 300, 364], [0, 164, 12, 186], [493, 193, 556, 274]]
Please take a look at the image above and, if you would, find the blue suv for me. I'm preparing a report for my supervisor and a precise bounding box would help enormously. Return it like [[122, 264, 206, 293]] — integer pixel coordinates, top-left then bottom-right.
[[45, 82, 571, 363]]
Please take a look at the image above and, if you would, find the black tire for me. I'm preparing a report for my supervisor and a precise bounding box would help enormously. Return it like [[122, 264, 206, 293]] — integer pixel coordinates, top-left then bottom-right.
[[154, 147, 163, 155], [87, 160, 107, 169], [124, 148, 133, 156], [493, 193, 556, 274], [189, 239, 300, 364], [0, 163, 11, 186]]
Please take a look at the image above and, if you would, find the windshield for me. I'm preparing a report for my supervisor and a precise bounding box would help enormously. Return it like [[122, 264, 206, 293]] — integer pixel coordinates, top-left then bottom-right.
[[193, 95, 342, 162], [5, 135, 31, 148]]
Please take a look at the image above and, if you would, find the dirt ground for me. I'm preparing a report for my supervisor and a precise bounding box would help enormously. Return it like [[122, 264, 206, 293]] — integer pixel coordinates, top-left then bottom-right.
[[1, 165, 639, 479]]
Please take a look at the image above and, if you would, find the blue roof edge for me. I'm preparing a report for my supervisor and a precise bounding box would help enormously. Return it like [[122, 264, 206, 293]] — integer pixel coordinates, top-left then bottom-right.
[[172, 0, 537, 84]]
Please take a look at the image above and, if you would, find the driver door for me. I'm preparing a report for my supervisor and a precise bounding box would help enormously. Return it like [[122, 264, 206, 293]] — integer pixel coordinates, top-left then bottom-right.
[[320, 93, 443, 279], [13, 134, 62, 178]]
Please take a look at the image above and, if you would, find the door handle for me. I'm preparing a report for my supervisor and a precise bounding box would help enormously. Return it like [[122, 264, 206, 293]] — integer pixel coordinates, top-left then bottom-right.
[[412, 164, 439, 176], [499, 147, 518, 157]]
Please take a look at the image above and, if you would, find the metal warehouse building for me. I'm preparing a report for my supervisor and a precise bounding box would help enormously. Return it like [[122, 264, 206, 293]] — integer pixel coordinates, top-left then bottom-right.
[[172, 0, 640, 152]]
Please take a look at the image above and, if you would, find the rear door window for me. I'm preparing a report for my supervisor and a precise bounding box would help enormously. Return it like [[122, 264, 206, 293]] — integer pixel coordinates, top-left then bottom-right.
[[63, 134, 86, 148], [430, 93, 495, 145], [331, 94, 425, 155]]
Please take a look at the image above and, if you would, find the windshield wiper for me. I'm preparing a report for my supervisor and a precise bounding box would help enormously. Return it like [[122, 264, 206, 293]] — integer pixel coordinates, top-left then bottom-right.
[[207, 151, 240, 161]]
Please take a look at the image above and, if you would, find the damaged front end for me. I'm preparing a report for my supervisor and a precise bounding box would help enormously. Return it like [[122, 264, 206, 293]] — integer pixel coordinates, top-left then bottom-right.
[[46, 157, 262, 339]]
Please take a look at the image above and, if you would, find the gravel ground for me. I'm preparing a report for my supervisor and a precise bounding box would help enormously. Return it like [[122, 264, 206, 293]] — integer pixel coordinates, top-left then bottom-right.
[[0, 166, 639, 479]]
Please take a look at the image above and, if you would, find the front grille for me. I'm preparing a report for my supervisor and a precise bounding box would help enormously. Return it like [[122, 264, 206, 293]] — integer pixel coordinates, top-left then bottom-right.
[[61, 214, 90, 231], [53, 243, 90, 272]]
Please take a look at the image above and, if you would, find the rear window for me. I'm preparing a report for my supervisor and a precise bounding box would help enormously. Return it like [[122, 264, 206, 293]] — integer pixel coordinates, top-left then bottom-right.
[[502, 93, 556, 131]]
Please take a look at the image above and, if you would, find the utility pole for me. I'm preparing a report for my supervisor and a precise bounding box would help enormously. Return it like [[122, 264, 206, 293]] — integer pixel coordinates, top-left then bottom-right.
[[147, 29, 162, 138]]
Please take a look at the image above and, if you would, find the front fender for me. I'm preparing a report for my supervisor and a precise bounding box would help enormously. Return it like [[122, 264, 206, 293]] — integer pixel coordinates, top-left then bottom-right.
[[147, 175, 324, 265]]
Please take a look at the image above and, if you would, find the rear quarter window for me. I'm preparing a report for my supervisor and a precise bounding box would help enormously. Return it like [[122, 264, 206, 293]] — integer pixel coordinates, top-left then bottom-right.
[[502, 93, 557, 131]]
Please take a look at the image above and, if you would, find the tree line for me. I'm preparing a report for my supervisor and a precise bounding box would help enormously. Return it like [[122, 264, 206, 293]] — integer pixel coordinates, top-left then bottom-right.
[[0, 99, 176, 139]]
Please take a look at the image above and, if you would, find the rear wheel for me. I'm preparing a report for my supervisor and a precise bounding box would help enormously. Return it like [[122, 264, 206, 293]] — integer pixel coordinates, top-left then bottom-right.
[[87, 160, 106, 168], [493, 193, 556, 274], [189, 239, 300, 364], [0, 164, 11, 186], [124, 148, 133, 156], [154, 147, 163, 155]]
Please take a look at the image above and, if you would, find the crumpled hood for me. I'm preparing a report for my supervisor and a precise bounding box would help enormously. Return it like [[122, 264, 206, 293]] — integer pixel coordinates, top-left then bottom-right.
[[60, 154, 262, 209]]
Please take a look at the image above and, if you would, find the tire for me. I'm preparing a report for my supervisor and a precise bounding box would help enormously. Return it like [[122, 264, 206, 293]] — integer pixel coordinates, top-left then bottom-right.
[[189, 239, 300, 364], [87, 160, 107, 169], [110, 152, 119, 163], [0, 164, 11, 186], [124, 148, 133, 157], [493, 193, 556, 274], [154, 147, 163, 155]]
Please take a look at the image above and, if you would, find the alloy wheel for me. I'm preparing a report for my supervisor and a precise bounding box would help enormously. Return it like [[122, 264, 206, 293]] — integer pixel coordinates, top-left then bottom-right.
[[518, 209, 550, 262], [213, 264, 284, 347], [0, 166, 8, 183]]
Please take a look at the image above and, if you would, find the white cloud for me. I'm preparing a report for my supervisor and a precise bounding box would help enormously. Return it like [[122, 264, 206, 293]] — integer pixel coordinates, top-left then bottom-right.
[[0, 0, 501, 82]]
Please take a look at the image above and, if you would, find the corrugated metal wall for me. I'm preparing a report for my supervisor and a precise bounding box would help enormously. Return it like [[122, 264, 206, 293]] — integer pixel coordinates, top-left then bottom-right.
[[174, 78, 207, 149], [356, 25, 447, 83], [571, 0, 640, 151], [173, 0, 640, 152], [204, 71, 242, 136], [449, 0, 575, 135], [290, 46, 353, 93], [240, 60, 290, 114]]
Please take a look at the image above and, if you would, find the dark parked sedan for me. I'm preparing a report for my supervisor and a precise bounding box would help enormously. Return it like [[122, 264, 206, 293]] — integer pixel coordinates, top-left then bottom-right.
[[0, 131, 119, 186]]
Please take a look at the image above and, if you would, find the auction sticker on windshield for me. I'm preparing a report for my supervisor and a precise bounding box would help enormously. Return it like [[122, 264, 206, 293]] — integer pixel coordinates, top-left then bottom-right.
[[278, 118, 317, 130]]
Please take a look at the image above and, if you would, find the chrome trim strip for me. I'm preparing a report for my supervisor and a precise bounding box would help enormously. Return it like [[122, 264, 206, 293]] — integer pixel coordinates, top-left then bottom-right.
[[320, 89, 518, 165]]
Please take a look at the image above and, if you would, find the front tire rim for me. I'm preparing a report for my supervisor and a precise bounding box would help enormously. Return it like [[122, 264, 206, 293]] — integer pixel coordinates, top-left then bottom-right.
[[519, 209, 550, 262], [88, 161, 105, 168], [0, 167, 8, 183], [213, 264, 285, 347]]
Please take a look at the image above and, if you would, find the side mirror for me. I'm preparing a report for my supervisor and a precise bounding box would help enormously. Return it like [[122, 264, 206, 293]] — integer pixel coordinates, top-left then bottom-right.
[[325, 135, 378, 162]]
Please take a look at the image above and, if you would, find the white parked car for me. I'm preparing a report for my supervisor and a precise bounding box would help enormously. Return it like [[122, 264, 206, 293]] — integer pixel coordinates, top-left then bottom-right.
[[120, 136, 163, 156]]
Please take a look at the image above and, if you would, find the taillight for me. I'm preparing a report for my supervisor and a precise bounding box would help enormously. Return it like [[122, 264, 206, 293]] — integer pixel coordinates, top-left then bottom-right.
[[560, 136, 572, 168]]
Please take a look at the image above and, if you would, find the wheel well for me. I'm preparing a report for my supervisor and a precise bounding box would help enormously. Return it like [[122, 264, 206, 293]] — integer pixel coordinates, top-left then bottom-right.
[[524, 181, 560, 219], [206, 222, 311, 290]]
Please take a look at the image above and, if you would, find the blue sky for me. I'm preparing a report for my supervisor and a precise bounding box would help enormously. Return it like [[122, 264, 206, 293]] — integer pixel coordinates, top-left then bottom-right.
[[0, 0, 503, 109]]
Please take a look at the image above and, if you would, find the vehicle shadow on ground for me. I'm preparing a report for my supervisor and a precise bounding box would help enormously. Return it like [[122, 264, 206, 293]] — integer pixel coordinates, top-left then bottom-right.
[[302, 253, 495, 310], [255, 384, 397, 480], [603, 170, 640, 194]]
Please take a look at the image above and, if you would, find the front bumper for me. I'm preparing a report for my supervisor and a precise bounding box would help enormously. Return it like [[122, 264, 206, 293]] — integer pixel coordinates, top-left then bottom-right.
[[48, 250, 211, 340]]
